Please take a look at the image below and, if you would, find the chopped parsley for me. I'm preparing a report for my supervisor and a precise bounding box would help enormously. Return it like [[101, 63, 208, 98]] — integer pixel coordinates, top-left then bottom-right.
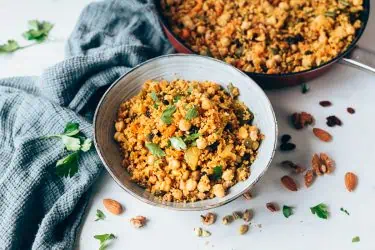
[[352, 236, 360, 243], [95, 209, 106, 221], [94, 233, 116, 250], [187, 86, 193, 94], [169, 137, 187, 150], [185, 106, 198, 120], [282, 205, 293, 218], [145, 143, 165, 157], [210, 166, 223, 180], [310, 203, 329, 219], [161, 105, 176, 125]]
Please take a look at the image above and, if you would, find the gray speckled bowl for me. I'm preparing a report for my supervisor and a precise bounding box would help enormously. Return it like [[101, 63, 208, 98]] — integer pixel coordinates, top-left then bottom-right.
[[93, 54, 278, 211]]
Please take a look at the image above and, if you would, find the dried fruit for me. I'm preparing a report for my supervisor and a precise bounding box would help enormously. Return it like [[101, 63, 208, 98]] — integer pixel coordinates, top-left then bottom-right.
[[319, 101, 332, 107], [194, 227, 211, 237], [326, 115, 342, 127], [281, 134, 291, 143], [130, 216, 147, 228], [239, 224, 249, 235], [281, 175, 298, 191], [243, 191, 253, 200], [280, 161, 306, 174], [201, 212, 216, 225], [345, 172, 357, 192], [280, 143, 296, 151], [291, 112, 314, 129], [347, 107, 355, 114], [222, 215, 234, 225], [242, 209, 253, 222], [266, 202, 279, 212], [313, 128, 332, 142], [312, 153, 334, 175], [232, 211, 243, 220], [304, 170, 315, 187], [103, 199, 123, 215]]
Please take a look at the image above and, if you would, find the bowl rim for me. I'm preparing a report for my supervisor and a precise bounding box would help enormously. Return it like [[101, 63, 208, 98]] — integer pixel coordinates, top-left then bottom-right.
[[93, 53, 278, 211]]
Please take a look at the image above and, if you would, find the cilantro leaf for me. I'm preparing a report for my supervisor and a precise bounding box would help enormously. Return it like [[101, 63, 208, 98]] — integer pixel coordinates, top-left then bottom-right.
[[340, 207, 350, 216], [0, 40, 21, 53], [161, 105, 176, 125], [173, 95, 182, 103], [283, 205, 293, 218], [352, 236, 360, 243], [185, 106, 198, 120], [301, 83, 310, 94], [145, 143, 165, 157], [81, 138, 92, 152], [61, 135, 81, 151], [150, 91, 159, 102], [23, 20, 54, 42], [95, 209, 106, 221], [63, 122, 80, 136], [310, 203, 329, 219], [210, 166, 223, 181], [94, 233, 116, 250], [169, 137, 187, 150], [55, 151, 79, 178], [184, 133, 200, 143]]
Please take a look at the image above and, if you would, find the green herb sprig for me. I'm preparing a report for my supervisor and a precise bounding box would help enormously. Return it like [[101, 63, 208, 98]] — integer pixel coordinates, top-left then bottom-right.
[[185, 106, 199, 120], [145, 142, 165, 157], [310, 203, 329, 219], [161, 105, 176, 125], [352, 236, 360, 243], [283, 205, 293, 218], [94, 233, 116, 250], [95, 209, 106, 221], [210, 166, 223, 181]]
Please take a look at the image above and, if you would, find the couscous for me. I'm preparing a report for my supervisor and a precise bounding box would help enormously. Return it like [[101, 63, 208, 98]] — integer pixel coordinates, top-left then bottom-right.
[[114, 79, 263, 202]]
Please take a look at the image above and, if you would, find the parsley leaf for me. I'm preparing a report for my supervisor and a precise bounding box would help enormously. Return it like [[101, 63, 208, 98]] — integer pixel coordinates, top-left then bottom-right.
[[95, 209, 106, 221], [283, 205, 293, 218], [55, 151, 79, 178], [301, 83, 310, 94], [184, 133, 200, 143], [185, 106, 199, 120], [94, 233, 116, 250], [340, 207, 350, 216], [23, 20, 54, 42], [150, 91, 159, 102], [173, 95, 182, 103], [0, 40, 21, 53], [61, 135, 81, 151], [352, 236, 360, 243], [310, 203, 329, 219], [161, 105, 176, 125], [145, 143, 165, 157], [63, 122, 80, 136], [81, 138, 92, 152], [169, 137, 187, 150], [210, 166, 223, 180]]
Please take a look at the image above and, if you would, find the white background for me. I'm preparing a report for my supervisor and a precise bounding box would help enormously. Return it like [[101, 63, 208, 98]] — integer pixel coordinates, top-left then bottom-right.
[[1, 1, 375, 250]]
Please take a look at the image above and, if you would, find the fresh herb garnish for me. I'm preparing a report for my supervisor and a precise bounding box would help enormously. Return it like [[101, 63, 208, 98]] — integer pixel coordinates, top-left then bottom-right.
[[94, 233, 116, 250], [301, 83, 310, 94], [161, 105, 176, 125], [169, 137, 187, 150], [0, 40, 21, 53], [187, 86, 193, 94], [185, 106, 198, 120], [310, 203, 329, 219], [210, 166, 223, 180], [23, 20, 54, 42], [145, 143, 165, 157], [282, 205, 293, 218], [95, 209, 106, 221], [340, 207, 350, 216], [352, 236, 360, 243], [173, 95, 182, 103], [184, 133, 200, 143], [55, 151, 79, 178], [150, 91, 158, 102]]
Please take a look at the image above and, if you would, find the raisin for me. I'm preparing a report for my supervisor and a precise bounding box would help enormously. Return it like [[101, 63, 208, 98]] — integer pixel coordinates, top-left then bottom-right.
[[286, 34, 304, 45], [319, 101, 332, 107], [347, 107, 355, 114], [145, 109, 151, 118], [224, 123, 233, 131], [146, 133, 154, 141], [207, 141, 219, 152], [189, 125, 199, 134], [326, 115, 342, 127], [281, 134, 291, 143], [280, 143, 296, 151], [162, 100, 169, 105], [242, 153, 251, 161], [305, 50, 313, 55]]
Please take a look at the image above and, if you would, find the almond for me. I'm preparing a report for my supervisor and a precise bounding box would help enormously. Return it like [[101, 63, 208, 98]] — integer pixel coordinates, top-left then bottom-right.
[[103, 199, 123, 215], [313, 128, 332, 142], [281, 175, 298, 191], [304, 170, 315, 188], [345, 172, 357, 192]]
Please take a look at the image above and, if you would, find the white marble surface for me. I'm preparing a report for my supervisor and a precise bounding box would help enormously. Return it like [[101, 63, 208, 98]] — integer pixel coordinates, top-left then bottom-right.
[[1, 1, 375, 250]]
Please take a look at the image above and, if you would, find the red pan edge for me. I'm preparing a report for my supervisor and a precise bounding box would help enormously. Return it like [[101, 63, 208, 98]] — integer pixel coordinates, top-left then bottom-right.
[[157, 1, 370, 89]]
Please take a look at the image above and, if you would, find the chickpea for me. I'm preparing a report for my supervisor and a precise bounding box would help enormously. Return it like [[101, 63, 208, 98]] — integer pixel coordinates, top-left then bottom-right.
[[201, 97, 212, 110], [207, 86, 216, 95], [160, 181, 171, 192], [222, 169, 234, 181], [197, 175, 211, 192], [241, 21, 251, 30], [212, 184, 225, 198], [114, 132, 126, 142], [278, 2, 289, 10], [186, 179, 198, 191], [197, 192, 206, 200], [149, 175, 157, 184], [179, 119, 191, 131], [220, 37, 231, 47], [169, 158, 181, 169], [196, 137, 207, 150], [197, 26, 206, 34], [147, 155, 155, 165], [249, 129, 258, 141], [238, 127, 248, 139], [190, 170, 201, 181], [172, 189, 183, 200], [182, 170, 190, 180], [115, 121, 125, 132]]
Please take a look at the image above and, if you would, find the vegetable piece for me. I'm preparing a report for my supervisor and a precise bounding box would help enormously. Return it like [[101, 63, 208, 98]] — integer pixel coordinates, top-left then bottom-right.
[[184, 146, 200, 170], [150, 91, 158, 102], [145, 143, 165, 157], [94, 233, 116, 250], [169, 137, 187, 150], [185, 106, 199, 120], [173, 95, 182, 103], [63, 122, 80, 136], [282, 205, 293, 218], [161, 105, 176, 125], [310, 203, 329, 219], [95, 209, 106, 221]]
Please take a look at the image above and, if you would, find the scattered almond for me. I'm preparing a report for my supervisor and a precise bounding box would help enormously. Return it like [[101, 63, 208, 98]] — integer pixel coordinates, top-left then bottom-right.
[[345, 172, 357, 192], [304, 170, 315, 188], [281, 175, 298, 191], [103, 199, 123, 215], [130, 216, 147, 228], [266, 202, 279, 212], [313, 128, 332, 142]]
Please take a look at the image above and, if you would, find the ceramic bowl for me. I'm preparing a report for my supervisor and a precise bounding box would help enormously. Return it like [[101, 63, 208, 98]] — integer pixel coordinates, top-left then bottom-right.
[[93, 54, 278, 210]]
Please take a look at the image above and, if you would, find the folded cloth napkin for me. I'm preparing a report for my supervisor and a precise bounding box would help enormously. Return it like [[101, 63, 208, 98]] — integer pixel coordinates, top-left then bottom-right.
[[0, 0, 172, 249]]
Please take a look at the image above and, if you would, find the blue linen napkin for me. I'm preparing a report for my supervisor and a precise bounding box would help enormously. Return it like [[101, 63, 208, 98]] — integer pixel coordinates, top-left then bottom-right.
[[0, 0, 172, 249]]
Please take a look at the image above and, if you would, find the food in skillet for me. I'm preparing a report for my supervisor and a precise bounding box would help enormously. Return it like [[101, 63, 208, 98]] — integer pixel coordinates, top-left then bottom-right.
[[114, 79, 263, 202], [161, 0, 364, 74]]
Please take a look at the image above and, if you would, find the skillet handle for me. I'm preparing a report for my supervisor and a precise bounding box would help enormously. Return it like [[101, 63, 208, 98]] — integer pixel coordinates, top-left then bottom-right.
[[340, 46, 375, 74]]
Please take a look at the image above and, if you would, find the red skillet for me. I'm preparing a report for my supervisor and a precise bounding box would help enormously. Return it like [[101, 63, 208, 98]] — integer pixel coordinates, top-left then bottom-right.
[[156, 0, 374, 89]]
